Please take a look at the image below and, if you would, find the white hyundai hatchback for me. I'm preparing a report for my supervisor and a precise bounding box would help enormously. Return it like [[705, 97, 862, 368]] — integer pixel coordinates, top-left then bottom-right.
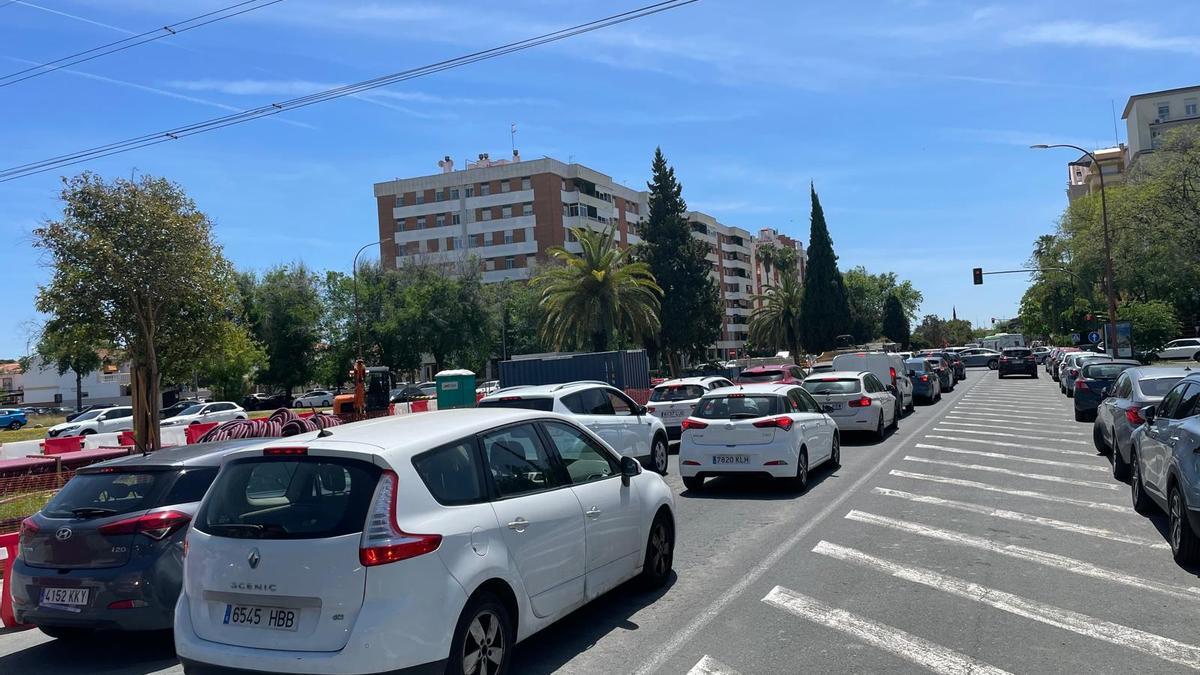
[[678, 384, 839, 492], [175, 408, 675, 675]]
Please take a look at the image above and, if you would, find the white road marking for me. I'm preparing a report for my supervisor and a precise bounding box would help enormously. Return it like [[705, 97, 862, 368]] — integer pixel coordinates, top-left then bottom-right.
[[915, 444, 1109, 472], [961, 396, 1063, 405], [953, 403, 1064, 417], [888, 470, 1133, 513], [871, 487, 1167, 548], [903, 456, 1120, 490], [813, 541, 1200, 670], [925, 434, 1093, 457], [945, 413, 1086, 430], [939, 420, 1088, 437], [762, 586, 1013, 675], [686, 655, 741, 675], [630, 371, 992, 675], [932, 426, 1090, 445]]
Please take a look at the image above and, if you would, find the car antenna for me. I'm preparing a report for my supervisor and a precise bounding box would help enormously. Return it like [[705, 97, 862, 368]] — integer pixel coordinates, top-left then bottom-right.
[[317, 427, 334, 437]]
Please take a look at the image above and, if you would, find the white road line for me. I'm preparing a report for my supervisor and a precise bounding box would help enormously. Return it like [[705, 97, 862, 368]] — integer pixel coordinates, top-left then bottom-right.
[[686, 655, 742, 675], [888, 470, 1133, 513], [813, 541, 1200, 670], [953, 403, 1065, 417], [925, 435, 1093, 457], [932, 427, 1090, 445], [938, 420, 1088, 437], [762, 586, 1013, 675], [629, 367, 993, 675], [903, 456, 1120, 490], [915, 444, 1108, 472], [945, 413, 1086, 430], [871, 487, 1167, 548], [842, 512, 1199, 601], [961, 395, 1063, 404]]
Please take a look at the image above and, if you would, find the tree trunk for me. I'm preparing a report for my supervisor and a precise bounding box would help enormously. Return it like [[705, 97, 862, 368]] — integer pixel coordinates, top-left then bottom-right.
[[74, 369, 83, 411], [131, 346, 163, 453]]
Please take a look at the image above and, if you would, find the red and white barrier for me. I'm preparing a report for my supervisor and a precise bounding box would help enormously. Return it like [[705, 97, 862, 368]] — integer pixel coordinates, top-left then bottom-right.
[[0, 531, 28, 629]]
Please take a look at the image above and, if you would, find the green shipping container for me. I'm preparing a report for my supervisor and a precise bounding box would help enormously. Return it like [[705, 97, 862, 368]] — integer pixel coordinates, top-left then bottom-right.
[[435, 369, 477, 409]]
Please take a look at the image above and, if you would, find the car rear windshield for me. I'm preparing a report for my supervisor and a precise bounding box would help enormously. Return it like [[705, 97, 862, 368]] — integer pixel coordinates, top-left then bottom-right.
[[1141, 376, 1185, 397], [41, 471, 169, 519], [650, 385, 706, 401], [196, 456, 380, 540], [737, 370, 784, 383], [693, 394, 784, 419], [904, 359, 928, 372], [803, 378, 862, 394], [1004, 349, 1032, 357], [1082, 363, 1134, 379], [478, 397, 555, 411]]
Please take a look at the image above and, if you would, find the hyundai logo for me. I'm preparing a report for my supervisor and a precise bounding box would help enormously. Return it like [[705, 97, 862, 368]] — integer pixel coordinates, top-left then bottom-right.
[[55, 527, 72, 542], [248, 548, 261, 569]]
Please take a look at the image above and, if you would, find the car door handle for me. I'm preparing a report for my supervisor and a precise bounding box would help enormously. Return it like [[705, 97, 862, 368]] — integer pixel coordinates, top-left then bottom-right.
[[585, 507, 602, 519], [506, 518, 528, 532]]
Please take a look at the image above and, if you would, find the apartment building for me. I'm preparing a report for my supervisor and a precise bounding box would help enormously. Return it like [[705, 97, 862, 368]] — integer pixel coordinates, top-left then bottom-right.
[[752, 227, 807, 290], [686, 212, 755, 358], [373, 152, 644, 283], [1066, 144, 1126, 203], [1122, 84, 1200, 159]]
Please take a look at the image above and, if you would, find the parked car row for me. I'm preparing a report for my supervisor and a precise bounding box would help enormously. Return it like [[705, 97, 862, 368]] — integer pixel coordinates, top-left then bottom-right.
[[1036, 352, 1200, 565]]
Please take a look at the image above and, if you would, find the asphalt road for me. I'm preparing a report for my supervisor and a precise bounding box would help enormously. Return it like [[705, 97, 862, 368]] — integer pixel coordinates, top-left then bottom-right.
[[3, 368, 1196, 674]]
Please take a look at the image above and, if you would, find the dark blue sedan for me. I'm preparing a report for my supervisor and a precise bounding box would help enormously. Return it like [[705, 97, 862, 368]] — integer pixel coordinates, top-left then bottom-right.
[[1073, 359, 1141, 421]]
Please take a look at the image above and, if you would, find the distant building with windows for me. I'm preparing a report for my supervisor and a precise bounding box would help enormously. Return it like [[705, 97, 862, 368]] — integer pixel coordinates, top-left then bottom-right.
[[685, 212, 754, 357], [1066, 144, 1126, 203], [1122, 84, 1200, 160]]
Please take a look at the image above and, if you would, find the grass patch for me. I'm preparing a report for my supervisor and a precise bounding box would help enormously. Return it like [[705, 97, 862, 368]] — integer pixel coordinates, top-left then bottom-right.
[[0, 490, 55, 521]]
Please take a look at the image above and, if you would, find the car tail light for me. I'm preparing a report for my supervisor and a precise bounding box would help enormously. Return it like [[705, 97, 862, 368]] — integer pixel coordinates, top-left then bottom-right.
[[764, 459, 789, 466], [19, 517, 39, 545], [1069, 369, 1079, 377], [1075, 380, 1088, 391], [682, 460, 701, 466], [752, 416, 794, 431], [889, 367, 897, 385], [360, 471, 441, 567], [99, 510, 192, 541], [108, 599, 149, 610], [1125, 408, 1145, 425], [264, 446, 307, 456], [681, 418, 708, 431], [499, 396, 523, 401], [646, 406, 657, 414], [919, 375, 929, 382], [848, 397, 872, 408]]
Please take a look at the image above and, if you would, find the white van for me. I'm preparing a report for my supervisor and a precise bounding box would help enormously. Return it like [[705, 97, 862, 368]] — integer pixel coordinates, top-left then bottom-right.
[[829, 352, 913, 419]]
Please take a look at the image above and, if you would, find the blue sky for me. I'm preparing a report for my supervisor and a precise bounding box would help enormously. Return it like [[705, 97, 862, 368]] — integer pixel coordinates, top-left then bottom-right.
[[3, 0, 1198, 357]]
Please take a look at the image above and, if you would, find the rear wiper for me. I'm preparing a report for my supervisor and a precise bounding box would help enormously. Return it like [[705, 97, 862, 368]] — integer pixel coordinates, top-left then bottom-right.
[[71, 507, 117, 518], [205, 523, 264, 538], [729, 413, 758, 419]]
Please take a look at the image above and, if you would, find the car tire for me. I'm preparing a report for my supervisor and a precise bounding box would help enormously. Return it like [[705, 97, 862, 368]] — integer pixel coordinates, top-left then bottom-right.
[[1169, 486, 1200, 565], [998, 373, 1006, 379], [447, 591, 513, 675], [987, 359, 998, 370], [6, 421, 19, 430], [1131, 451, 1155, 515], [1074, 408, 1086, 422], [322, 399, 330, 407], [639, 511, 674, 589], [790, 447, 809, 492], [682, 475, 705, 492], [1066, 388, 1074, 398], [829, 434, 841, 469], [1092, 424, 1110, 455], [874, 413, 886, 441], [905, 395, 915, 413], [1112, 442, 1131, 482], [38, 626, 93, 640], [651, 436, 669, 476], [79, 429, 95, 436], [1194, 351, 1200, 363], [892, 401, 901, 428]]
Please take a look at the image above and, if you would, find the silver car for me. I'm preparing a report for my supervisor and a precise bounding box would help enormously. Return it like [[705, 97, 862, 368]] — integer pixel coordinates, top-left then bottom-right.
[[957, 348, 1002, 369], [1097, 366, 1190, 481], [1129, 373, 1200, 563], [1059, 352, 1112, 396]]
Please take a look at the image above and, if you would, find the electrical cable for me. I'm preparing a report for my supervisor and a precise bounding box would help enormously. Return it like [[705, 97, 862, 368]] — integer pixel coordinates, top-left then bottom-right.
[[0, 0, 285, 88], [0, 0, 700, 182]]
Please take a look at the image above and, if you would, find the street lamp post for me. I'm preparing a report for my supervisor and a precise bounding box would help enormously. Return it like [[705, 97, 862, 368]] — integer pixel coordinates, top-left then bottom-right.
[[352, 239, 390, 359], [1031, 143, 1119, 356]]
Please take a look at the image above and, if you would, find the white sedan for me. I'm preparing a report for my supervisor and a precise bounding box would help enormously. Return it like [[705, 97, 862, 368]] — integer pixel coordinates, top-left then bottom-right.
[[1156, 338, 1200, 361], [293, 389, 334, 407], [678, 383, 839, 492], [802, 370, 898, 441], [160, 401, 246, 427]]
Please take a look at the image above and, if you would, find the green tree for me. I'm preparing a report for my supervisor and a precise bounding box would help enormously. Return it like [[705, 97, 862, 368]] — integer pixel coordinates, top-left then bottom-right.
[[536, 226, 662, 353], [1119, 299, 1179, 352], [485, 278, 549, 359], [198, 321, 268, 402], [637, 147, 723, 373], [34, 320, 105, 411], [249, 264, 323, 393], [34, 173, 230, 451], [749, 274, 804, 364], [798, 184, 850, 351], [882, 294, 910, 348], [402, 266, 493, 372]]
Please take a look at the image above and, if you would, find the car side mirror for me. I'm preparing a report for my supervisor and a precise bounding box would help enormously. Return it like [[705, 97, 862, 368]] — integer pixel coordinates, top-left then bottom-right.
[[1142, 405, 1157, 423], [886, 384, 898, 394], [620, 456, 641, 486], [636, 404, 648, 416], [1100, 386, 1110, 398]]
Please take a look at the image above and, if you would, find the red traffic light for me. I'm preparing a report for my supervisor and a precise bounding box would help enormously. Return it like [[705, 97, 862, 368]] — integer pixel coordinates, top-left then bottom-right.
[[972, 268, 983, 285]]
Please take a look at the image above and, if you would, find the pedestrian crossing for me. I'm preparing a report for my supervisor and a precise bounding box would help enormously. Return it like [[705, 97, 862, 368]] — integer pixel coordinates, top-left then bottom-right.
[[688, 372, 1198, 673]]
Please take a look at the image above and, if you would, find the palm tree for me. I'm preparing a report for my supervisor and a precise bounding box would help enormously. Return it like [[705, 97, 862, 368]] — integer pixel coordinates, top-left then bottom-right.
[[534, 226, 663, 352], [749, 273, 804, 364], [756, 242, 779, 276]]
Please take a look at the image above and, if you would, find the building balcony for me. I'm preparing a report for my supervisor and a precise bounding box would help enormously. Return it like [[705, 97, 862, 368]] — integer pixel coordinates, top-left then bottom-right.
[[483, 267, 532, 283], [467, 214, 535, 234], [394, 223, 459, 243], [392, 201, 455, 219], [465, 189, 534, 210]]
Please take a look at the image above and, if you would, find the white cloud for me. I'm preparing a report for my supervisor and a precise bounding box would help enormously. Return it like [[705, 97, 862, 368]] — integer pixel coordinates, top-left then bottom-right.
[[1006, 20, 1200, 54], [164, 79, 556, 108], [941, 127, 1104, 150]]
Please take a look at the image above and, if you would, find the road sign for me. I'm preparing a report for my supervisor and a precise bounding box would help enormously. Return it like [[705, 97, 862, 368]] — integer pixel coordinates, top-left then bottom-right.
[[1070, 332, 1081, 344], [1087, 331, 1101, 344]]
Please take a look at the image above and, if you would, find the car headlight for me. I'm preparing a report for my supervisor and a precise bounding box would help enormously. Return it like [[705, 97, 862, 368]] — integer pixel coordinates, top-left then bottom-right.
[[60, 424, 80, 432]]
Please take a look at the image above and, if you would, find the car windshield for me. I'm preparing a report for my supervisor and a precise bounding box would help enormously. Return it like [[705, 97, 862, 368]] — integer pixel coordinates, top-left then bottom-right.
[[738, 370, 784, 383], [693, 394, 784, 419], [42, 471, 166, 518], [1004, 349, 1032, 357], [1141, 377, 1185, 397], [1082, 363, 1134, 379], [904, 359, 928, 372], [178, 404, 205, 416], [650, 385, 706, 401], [803, 378, 862, 394], [70, 409, 103, 422], [478, 397, 555, 412]]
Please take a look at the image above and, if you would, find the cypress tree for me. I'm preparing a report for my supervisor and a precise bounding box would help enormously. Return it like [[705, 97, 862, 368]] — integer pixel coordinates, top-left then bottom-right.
[[798, 184, 851, 352], [882, 293, 911, 348], [639, 147, 723, 374]]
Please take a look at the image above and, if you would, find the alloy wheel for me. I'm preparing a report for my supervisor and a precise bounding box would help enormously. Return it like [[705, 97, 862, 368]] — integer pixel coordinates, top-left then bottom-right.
[[648, 519, 673, 579], [1171, 491, 1183, 554], [653, 438, 668, 475], [462, 610, 505, 675]]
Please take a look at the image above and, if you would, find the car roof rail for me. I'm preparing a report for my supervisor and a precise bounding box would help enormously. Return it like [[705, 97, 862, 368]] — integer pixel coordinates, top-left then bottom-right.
[[488, 384, 532, 395], [551, 380, 611, 391]]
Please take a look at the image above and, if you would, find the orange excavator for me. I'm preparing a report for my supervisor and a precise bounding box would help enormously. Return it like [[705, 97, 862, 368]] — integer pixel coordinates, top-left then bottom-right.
[[333, 359, 393, 423]]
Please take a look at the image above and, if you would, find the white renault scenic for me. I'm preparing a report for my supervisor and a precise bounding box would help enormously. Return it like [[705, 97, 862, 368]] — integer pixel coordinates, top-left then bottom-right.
[[175, 408, 675, 675]]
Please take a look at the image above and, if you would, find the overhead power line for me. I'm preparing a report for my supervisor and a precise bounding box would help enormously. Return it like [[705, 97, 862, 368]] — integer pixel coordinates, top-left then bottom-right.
[[0, 0, 700, 182], [0, 0, 285, 88]]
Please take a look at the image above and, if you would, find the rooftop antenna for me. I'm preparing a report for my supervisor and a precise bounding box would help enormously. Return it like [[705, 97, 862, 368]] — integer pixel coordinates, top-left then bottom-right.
[[510, 122, 517, 154], [1110, 99, 1120, 146]]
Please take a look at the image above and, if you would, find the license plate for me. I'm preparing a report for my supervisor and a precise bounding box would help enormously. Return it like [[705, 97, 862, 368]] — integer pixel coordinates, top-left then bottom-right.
[[823, 403, 842, 411], [223, 604, 298, 631], [40, 587, 89, 606], [660, 409, 686, 420], [713, 455, 750, 465]]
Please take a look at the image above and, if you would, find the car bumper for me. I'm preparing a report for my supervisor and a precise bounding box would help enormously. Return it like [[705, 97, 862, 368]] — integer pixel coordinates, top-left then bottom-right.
[[913, 383, 936, 399], [678, 442, 798, 479], [1074, 392, 1102, 412], [10, 559, 177, 631], [998, 365, 1037, 375], [830, 408, 878, 432], [180, 657, 446, 675]]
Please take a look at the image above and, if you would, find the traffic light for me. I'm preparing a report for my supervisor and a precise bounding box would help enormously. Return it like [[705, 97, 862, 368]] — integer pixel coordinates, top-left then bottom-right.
[[972, 267, 983, 285]]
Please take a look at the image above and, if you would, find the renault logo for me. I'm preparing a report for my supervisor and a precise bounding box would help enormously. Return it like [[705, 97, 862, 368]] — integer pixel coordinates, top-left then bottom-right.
[[248, 548, 261, 569], [55, 527, 72, 542]]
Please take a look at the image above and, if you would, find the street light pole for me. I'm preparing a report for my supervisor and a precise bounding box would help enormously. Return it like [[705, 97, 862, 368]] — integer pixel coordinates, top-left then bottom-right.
[[1031, 143, 1119, 356], [352, 239, 389, 360]]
